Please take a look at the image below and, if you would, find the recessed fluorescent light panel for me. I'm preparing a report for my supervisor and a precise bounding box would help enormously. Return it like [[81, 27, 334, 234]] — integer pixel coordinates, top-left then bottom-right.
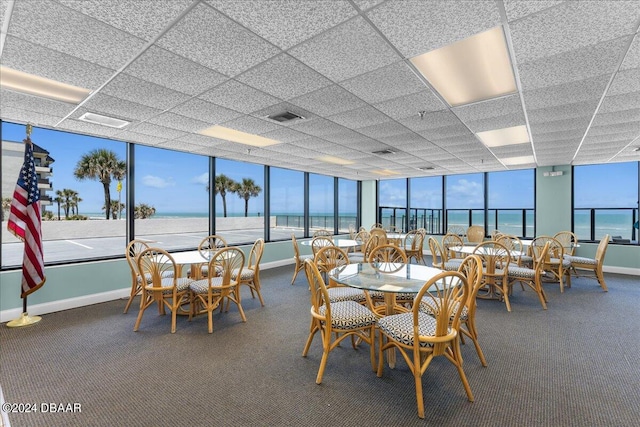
[[317, 156, 354, 165], [0, 66, 91, 104], [373, 169, 400, 176], [78, 112, 130, 129], [501, 155, 535, 165], [476, 125, 529, 147], [410, 26, 517, 107], [199, 125, 281, 147]]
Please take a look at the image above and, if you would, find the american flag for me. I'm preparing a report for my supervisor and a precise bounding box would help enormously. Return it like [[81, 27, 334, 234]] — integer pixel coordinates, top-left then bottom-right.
[[7, 139, 46, 297]]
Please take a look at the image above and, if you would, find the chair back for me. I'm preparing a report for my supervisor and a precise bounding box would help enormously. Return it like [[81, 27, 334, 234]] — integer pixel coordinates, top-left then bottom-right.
[[531, 236, 564, 262], [404, 230, 424, 251], [370, 223, 383, 230], [414, 271, 469, 354], [362, 233, 385, 260], [554, 231, 578, 256], [210, 247, 245, 287], [126, 239, 149, 279], [137, 248, 177, 292], [311, 236, 334, 255], [472, 241, 511, 274], [442, 233, 464, 260], [304, 259, 330, 320], [312, 229, 332, 237], [291, 234, 302, 260], [595, 234, 610, 264], [447, 225, 466, 239], [314, 245, 349, 275], [248, 238, 264, 273], [466, 226, 485, 243], [368, 244, 407, 272], [369, 227, 388, 242], [496, 234, 525, 265], [354, 230, 370, 249], [428, 237, 446, 269], [457, 255, 484, 307], [490, 229, 503, 240], [198, 235, 227, 258], [348, 224, 356, 239]]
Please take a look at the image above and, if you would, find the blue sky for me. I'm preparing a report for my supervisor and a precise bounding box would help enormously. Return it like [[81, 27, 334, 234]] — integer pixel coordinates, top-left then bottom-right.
[[3, 121, 637, 214]]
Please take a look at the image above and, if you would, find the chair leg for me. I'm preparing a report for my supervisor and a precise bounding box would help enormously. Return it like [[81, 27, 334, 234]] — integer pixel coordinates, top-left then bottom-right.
[[463, 322, 487, 367], [291, 262, 301, 285], [414, 364, 425, 419], [253, 277, 265, 306], [596, 267, 608, 291]]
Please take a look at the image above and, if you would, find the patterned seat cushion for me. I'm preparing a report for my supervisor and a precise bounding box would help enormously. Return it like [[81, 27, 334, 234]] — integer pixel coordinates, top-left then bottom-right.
[[231, 268, 254, 281], [418, 299, 468, 321], [507, 266, 535, 279], [140, 271, 174, 283], [443, 261, 463, 271], [189, 277, 224, 294], [327, 287, 367, 303], [549, 257, 572, 268], [150, 277, 191, 293], [319, 301, 377, 329], [564, 255, 597, 266], [378, 312, 447, 347]]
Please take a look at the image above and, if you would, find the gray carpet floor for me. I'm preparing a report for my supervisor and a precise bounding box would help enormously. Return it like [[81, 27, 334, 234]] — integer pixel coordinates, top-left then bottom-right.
[[1, 262, 639, 427]]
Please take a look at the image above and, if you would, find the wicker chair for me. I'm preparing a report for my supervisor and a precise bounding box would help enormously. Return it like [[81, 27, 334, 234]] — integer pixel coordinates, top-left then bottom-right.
[[404, 230, 426, 264], [442, 232, 465, 260], [124, 239, 152, 314], [190, 235, 227, 279], [466, 226, 485, 244], [302, 259, 377, 384], [507, 242, 550, 310], [312, 229, 332, 237], [377, 270, 473, 418], [564, 234, 610, 292], [310, 236, 334, 256], [233, 238, 265, 307], [134, 248, 193, 333], [291, 234, 313, 285], [428, 237, 463, 271], [530, 236, 571, 293], [473, 241, 513, 311], [314, 246, 367, 304]]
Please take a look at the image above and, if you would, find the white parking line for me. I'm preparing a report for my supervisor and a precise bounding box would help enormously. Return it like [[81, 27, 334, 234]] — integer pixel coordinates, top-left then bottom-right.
[[65, 240, 93, 249]]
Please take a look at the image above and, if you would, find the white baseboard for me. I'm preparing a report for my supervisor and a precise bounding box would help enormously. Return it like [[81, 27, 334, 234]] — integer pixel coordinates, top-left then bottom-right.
[[602, 265, 640, 276], [0, 259, 297, 323]]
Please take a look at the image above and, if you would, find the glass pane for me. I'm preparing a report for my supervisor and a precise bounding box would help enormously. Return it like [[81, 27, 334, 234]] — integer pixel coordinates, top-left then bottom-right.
[[134, 145, 209, 251], [410, 176, 443, 233], [379, 178, 406, 230], [309, 173, 334, 234], [445, 173, 484, 230], [2, 122, 126, 266], [338, 178, 357, 233], [215, 158, 265, 245], [270, 167, 304, 239], [488, 169, 534, 237]]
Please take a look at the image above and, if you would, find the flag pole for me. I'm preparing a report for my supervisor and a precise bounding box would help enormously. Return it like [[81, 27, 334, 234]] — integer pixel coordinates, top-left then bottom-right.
[[6, 123, 45, 328]]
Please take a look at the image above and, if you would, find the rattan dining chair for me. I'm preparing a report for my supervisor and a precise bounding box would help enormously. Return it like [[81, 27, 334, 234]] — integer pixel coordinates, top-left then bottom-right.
[[314, 246, 367, 304], [466, 226, 485, 244], [189, 247, 246, 333], [233, 238, 265, 307], [311, 236, 334, 256], [377, 270, 473, 418], [530, 236, 571, 293], [507, 241, 550, 310], [473, 241, 513, 311], [428, 237, 463, 271], [302, 259, 377, 385], [564, 234, 610, 292], [442, 232, 465, 261], [404, 230, 426, 264], [290, 234, 313, 285], [190, 234, 227, 278], [134, 248, 193, 333], [312, 229, 333, 237], [124, 239, 149, 314]]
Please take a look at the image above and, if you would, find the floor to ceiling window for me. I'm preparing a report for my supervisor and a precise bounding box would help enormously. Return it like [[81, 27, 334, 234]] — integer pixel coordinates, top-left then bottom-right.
[[487, 169, 534, 238], [445, 173, 484, 232], [574, 162, 639, 243], [409, 176, 443, 234], [134, 145, 209, 251], [2, 121, 127, 266], [309, 173, 334, 234], [270, 166, 304, 239], [378, 178, 406, 231], [214, 158, 264, 246], [338, 178, 357, 233]]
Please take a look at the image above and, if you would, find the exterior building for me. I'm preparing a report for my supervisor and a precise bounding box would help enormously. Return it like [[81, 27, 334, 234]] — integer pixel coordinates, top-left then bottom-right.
[[1, 139, 54, 216]]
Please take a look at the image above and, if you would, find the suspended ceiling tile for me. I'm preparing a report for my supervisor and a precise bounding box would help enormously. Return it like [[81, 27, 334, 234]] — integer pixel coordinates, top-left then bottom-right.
[[2, 36, 116, 90], [289, 16, 400, 83], [259, 127, 311, 144], [82, 93, 163, 122], [606, 67, 640, 96], [509, 0, 639, 63], [452, 94, 523, 122], [583, 131, 638, 146], [59, 0, 194, 41], [341, 61, 426, 104], [533, 129, 584, 143], [587, 122, 640, 137], [199, 80, 280, 114], [490, 144, 534, 157], [290, 117, 351, 137], [503, 0, 564, 22], [529, 117, 591, 135], [129, 122, 188, 140], [356, 121, 411, 139], [598, 91, 640, 114], [169, 98, 242, 125], [7, 0, 146, 69], [352, 0, 385, 11], [146, 112, 210, 133], [100, 73, 191, 110], [522, 74, 610, 109], [327, 105, 391, 130], [218, 115, 282, 135], [517, 37, 631, 91], [323, 129, 374, 145], [463, 112, 527, 133], [420, 123, 473, 141], [58, 118, 123, 138], [123, 46, 227, 95], [157, 139, 210, 154], [289, 85, 367, 117], [374, 90, 445, 120], [366, 0, 501, 58], [0, 106, 58, 128], [117, 130, 167, 145], [175, 133, 227, 147], [591, 109, 640, 127], [0, 89, 77, 118], [156, 3, 280, 76], [236, 54, 332, 100], [619, 35, 640, 71], [526, 99, 599, 123], [207, 0, 356, 50], [400, 110, 461, 132]]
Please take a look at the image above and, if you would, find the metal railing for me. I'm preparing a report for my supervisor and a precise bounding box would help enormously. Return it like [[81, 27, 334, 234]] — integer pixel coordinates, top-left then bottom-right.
[[574, 207, 638, 243]]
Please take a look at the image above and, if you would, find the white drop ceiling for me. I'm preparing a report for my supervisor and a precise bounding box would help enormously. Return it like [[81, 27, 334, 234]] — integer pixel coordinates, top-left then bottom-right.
[[1, 0, 638, 180]]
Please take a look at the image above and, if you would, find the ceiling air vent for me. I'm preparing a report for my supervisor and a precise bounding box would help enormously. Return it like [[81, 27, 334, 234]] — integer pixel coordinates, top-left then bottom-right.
[[418, 166, 435, 171], [267, 111, 304, 122], [372, 149, 397, 155]]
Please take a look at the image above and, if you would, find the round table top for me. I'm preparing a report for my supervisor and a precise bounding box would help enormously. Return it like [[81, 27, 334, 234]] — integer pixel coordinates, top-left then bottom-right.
[[329, 262, 443, 294]]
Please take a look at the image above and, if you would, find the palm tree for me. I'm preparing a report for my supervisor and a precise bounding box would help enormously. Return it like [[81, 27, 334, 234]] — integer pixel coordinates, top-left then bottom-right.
[[134, 203, 156, 219], [74, 149, 126, 220], [234, 178, 262, 217], [103, 200, 124, 219], [1, 197, 12, 221], [214, 174, 237, 218], [57, 188, 77, 218], [54, 190, 64, 220], [71, 193, 82, 216]]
